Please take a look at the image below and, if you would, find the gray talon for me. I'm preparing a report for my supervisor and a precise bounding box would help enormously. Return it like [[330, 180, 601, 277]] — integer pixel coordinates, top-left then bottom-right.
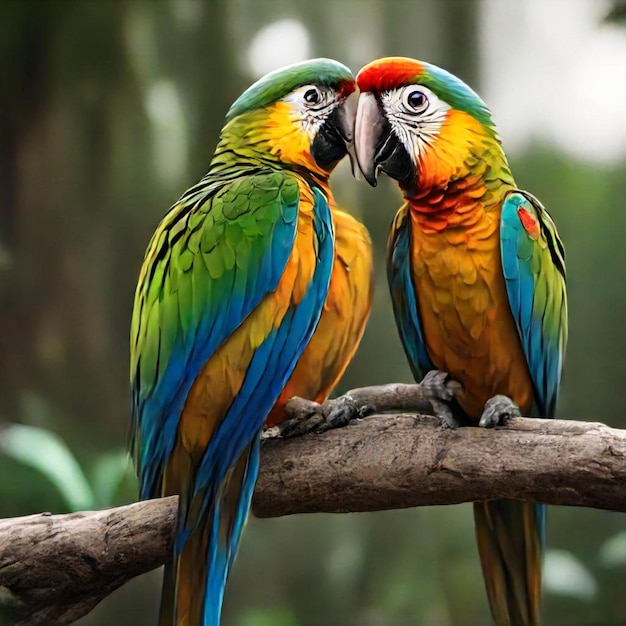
[[479, 394, 521, 428], [421, 370, 463, 402], [419, 370, 464, 427], [321, 395, 359, 432], [278, 413, 324, 438], [276, 394, 366, 438], [261, 426, 281, 440]]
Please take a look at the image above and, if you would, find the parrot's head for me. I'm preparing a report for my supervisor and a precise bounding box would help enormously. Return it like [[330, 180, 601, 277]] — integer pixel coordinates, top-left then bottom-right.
[[224, 59, 358, 177], [354, 57, 503, 193]]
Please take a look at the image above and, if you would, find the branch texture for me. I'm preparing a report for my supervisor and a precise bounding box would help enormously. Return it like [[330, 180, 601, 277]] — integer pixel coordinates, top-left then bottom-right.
[[1, 414, 625, 625], [0, 499, 176, 625], [254, 414, 626, 516]]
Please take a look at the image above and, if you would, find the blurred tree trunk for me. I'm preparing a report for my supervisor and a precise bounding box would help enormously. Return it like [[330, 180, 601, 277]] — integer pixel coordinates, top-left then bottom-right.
[[0, 2, 136, 451], [0, 2, 58, 418], [379, 0, 480, 85], [0, 0, 236, 454]]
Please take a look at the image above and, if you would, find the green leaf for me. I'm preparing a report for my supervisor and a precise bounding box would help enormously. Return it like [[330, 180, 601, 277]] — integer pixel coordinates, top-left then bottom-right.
[[90, 451, 134, 507], [0, 424, 94, 511]]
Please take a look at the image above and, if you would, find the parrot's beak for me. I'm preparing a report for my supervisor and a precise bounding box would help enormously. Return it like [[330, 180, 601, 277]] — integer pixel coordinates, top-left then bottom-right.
[[311, 89, 361, 172], [354, 92, 414, 188], [354, 92, 385, 187], [336, 91, 362, 181]]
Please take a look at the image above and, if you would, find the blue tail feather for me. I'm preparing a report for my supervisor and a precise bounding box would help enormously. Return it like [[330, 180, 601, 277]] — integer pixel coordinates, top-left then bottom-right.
[[160, 438, 261, 626]]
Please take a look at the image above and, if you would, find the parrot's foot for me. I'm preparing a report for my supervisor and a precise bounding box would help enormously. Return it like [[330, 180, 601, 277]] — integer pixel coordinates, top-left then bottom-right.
[[262, 395, 361, 439], [263, 397, 325, 439], [430, 400, 465, 429], [263, 373, 466, 439], [266, 394, 372, 439], [479, 394, 521, 428], [323, 393, 373, 431], [420, 370, 462, 403], [420, 370, 465, 429]]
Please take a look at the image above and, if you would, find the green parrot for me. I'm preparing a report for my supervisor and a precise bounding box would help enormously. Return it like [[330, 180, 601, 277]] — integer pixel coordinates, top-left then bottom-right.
[[130, 59, 357, 626]]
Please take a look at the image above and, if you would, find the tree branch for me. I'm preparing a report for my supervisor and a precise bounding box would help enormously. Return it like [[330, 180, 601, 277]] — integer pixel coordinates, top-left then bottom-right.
[[1, 413, 625, 625], [0, 498, 177, 626], [254, 414, 626, 516]]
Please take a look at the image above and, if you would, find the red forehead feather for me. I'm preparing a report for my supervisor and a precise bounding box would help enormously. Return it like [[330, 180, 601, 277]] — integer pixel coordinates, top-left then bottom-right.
[[338, 78, 356, 98], [357, 57, 424, 93]]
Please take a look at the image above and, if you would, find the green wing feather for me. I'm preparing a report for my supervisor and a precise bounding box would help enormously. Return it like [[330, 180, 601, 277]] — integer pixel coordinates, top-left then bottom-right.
[[500, 189, 567, 417], [476, 189, 568, 626], [130, 171, 300, 498]]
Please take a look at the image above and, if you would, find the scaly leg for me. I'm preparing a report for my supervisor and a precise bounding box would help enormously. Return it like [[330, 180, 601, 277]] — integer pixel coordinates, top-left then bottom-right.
[[264, 369, 463, 439]]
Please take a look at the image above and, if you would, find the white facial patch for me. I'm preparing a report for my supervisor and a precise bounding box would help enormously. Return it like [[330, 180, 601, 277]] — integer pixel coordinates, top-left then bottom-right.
[[380, 85, 450, 160], [283, 85, 341, 139]]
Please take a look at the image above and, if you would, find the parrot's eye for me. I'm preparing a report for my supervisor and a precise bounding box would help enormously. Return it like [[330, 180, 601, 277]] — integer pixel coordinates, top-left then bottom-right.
[[403, 88, 429, 113], [303, 87, 322, 105]]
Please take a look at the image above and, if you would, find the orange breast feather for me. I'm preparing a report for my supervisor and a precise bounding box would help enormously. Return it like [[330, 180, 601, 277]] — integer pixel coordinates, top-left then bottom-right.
[[408, 203, 534, 420], [265, 207, 373, 427]]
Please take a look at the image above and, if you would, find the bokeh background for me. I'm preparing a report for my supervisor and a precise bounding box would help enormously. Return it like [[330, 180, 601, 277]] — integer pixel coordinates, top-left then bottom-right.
[[2, 0, 626, 624]]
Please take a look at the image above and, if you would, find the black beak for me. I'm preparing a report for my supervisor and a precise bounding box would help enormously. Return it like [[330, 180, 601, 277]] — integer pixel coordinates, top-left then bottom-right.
[[311, 92, 359, 173], [354, 92, 414, 187]]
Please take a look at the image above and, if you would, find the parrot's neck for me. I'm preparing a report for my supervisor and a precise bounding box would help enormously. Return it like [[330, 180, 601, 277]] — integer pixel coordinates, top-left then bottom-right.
[[402, 141, 515, 230], [209, 111, 334, 186]]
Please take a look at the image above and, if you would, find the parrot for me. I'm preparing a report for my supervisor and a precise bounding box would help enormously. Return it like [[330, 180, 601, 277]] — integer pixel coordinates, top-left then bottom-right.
[[353, 57, 567, 626], [130, 58, 359, 626]]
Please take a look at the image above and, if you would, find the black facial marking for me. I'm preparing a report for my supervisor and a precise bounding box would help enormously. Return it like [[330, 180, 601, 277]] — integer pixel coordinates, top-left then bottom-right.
[[373, 98, 416, 186], [311, 106, 347, 169]]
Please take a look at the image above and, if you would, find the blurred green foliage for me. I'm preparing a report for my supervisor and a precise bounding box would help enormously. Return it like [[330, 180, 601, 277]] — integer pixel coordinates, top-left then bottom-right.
[[0, 1, 625, 625], [0, 420, 132, 512]]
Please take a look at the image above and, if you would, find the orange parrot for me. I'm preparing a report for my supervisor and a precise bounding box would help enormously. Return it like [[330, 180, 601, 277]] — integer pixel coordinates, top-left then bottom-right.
[[354, 57, 567, 626]]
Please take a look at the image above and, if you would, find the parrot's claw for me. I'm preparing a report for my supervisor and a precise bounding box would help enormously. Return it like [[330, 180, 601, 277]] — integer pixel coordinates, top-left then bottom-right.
[[260, 426, 281, 440], [419, 370, 464, 428], [274, 407, 326, 439], [479, 394, 521, 428], [420, 369, 463, 403], [268, 394, 371, 439], [323, 394, 373, 431]]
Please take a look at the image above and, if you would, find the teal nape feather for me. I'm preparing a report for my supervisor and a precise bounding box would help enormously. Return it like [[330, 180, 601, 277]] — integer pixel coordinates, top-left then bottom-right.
[[419, 61, 495, 129], [226, 58, 353, 122]]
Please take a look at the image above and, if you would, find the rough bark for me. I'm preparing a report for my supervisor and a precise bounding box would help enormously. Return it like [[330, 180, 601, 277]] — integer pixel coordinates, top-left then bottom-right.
[[254, 414, 626, 516], [0, 499, 176, 626], [1, 414, 625, 625]]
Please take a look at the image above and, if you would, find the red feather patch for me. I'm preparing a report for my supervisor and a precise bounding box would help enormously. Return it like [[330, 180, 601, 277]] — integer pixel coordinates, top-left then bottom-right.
[[518, 208, 540, 240], [357, 57, 424, 92]]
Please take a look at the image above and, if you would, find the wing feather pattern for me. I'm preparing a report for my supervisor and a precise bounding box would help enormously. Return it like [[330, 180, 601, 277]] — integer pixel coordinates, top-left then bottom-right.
[[500, 190, 567, 418]]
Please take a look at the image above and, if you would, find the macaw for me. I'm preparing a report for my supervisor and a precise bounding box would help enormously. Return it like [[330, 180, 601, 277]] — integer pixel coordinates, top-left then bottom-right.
[[130, 58, 358, 626], [353, 57, 567, 626]]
